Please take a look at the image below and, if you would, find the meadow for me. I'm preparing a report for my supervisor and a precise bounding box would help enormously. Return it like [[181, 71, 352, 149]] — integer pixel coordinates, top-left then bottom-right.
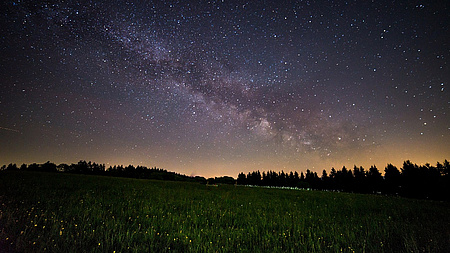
[[0, 171, 449, 252]]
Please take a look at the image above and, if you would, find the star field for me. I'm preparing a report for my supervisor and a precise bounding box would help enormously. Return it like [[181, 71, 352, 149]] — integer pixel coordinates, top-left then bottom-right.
[[1, 0, 449, 177]]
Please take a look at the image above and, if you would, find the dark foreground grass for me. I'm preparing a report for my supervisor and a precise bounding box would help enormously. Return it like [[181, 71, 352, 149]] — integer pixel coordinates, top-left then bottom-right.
[[0, 171, 449, 252]]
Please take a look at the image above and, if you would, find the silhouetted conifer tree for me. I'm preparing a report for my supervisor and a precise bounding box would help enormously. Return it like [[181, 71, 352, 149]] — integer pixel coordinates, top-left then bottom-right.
[[401, 160, 420, 197], [367, 165, 382, 193], [237, 172, 246, 185], [384, 163, 401, 195]]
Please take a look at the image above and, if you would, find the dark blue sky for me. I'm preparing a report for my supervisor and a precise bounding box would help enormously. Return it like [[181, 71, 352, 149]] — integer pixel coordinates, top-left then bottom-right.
[[1, 0, 448, 177]]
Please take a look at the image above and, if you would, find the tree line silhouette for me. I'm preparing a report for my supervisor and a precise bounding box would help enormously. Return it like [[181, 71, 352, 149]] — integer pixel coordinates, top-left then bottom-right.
[[0, 160, 235, 185], [1, 161, 207, 184], [237, 160, 450, 200], [2, 159, 449, 200]]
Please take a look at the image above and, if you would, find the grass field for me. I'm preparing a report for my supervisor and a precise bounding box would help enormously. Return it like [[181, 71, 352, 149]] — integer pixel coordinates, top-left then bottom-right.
[[0, 171, 449, 252]]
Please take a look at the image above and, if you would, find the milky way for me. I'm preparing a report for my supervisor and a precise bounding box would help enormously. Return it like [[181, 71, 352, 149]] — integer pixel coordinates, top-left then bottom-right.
[[1, 0, 449, 177]]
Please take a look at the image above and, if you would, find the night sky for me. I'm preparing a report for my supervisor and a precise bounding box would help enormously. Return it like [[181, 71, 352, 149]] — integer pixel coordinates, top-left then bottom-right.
[[1, 0, 449, 178]]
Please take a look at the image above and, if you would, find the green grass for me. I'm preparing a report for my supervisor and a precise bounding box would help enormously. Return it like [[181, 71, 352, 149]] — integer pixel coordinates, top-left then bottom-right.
[[0, 171, 449, 252]]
